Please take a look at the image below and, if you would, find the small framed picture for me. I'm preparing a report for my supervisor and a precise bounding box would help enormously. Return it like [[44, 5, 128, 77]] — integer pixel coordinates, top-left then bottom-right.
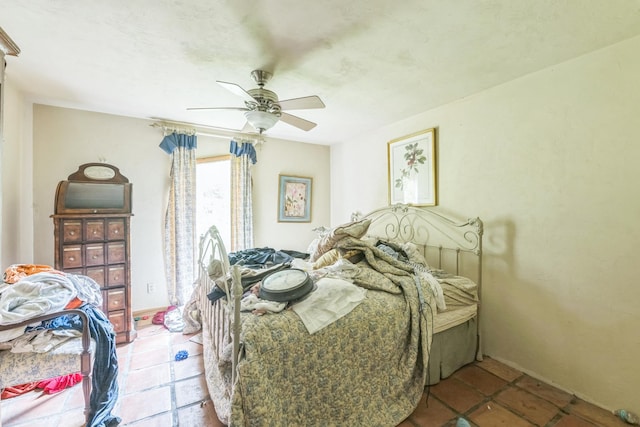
[[387, 128, 437, 206], [278, 175, 312, 222]]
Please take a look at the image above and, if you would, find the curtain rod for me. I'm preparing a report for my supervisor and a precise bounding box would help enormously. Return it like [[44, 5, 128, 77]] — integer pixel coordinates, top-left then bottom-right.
[[150, 119, 264, 145]]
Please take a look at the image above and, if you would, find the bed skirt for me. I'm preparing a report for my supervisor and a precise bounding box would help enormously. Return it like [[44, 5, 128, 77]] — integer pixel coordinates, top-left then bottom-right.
[[427, 316, 478, 385]]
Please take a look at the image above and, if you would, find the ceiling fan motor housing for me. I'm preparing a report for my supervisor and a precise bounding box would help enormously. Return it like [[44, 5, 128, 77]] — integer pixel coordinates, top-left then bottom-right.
[[250, 69, 272, 86], [247, 88, 281, 115], [189, 68, 323, 133]]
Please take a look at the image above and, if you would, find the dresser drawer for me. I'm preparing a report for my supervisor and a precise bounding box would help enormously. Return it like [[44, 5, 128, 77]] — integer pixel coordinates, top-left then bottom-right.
[[53, 211, 133, 343], [108, 310, 126, 333], [107, 219, 126, 240], [107, 242, 126, 264], [106, 287, 126, 311], [85, 244, 105, 266], [108, 265, 126, 286], [62, 221, 82, 243], [85, 266, 106, 286], [85, 220, 105, 241], [62, 246, 83, 268]]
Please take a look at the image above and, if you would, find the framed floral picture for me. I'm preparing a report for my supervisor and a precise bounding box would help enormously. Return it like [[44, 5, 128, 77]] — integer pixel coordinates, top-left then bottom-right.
[[278, 175, 312, 222], [387, 128, 437, 206]]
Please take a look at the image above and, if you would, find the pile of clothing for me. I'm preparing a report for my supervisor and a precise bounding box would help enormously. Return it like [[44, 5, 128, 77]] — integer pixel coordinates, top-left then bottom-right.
[[0, 263, 120, 427]]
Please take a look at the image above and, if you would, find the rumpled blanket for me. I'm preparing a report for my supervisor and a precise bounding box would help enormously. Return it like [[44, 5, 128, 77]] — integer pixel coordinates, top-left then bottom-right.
[[438, 275, 479, 309], [0, 272, 77, 342], [222, 235, 435, 426], [66, 274, 103, 308], [335, 235, 432, 374], [0, 272, 77, 324]]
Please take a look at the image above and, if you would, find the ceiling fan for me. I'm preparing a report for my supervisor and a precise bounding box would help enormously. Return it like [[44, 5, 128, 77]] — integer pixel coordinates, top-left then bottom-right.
[[188, 69, 325, 134]]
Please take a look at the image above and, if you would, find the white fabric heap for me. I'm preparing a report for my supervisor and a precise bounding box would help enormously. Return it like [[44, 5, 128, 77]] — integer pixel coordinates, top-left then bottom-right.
[[66, 273, 103, 307], [417, 270, 446, 311], [291, 277, 367, 334], [9, 328, 82, 353], [240, 294, 287, 314], [0, 272, 77, 342]]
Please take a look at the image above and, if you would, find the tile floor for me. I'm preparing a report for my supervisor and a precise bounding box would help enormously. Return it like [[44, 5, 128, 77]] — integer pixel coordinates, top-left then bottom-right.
[[1, 324, 628, 427]]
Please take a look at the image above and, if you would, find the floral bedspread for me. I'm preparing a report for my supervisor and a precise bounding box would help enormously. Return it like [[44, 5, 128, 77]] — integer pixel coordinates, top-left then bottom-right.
[[203, 236, 435, 427]]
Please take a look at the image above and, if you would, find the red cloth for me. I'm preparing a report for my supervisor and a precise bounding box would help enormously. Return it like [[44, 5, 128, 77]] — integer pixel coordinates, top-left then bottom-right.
[[1, 382, 38, 399], [152, 305, 178, 327], [36, 373, 82, 394]]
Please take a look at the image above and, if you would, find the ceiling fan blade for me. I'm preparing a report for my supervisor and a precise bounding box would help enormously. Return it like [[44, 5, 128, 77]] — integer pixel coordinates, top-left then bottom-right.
[[279, 95, 325, 111], [186, 107, 249, 111], [217, 81, 257, 104], [280, 112, 317, 131]]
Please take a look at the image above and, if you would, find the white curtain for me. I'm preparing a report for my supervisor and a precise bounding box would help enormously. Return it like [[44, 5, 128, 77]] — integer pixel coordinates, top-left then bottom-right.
[[159, 132, 197, 307], [230, 140, 257, 251]]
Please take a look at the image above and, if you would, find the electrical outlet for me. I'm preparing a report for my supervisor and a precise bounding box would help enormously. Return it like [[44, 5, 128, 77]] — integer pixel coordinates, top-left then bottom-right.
[[147, 283, 156, 293]]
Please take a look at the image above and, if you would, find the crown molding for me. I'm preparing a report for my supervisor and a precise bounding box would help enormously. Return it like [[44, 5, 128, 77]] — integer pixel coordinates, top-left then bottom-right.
[[0, 27, 20, 56]]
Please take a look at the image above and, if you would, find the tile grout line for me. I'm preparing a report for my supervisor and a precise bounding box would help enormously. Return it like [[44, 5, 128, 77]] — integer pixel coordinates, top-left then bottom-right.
[[425, 362, 531, 426], [169, 336, 180, 427], [115, 339, 133, 421], [119, 330, 176, 426], [451, 362, 596, 427]]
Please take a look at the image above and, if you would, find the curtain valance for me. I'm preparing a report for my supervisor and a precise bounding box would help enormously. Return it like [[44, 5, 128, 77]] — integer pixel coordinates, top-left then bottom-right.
[[159, 133, 197, 154], [229, 140, 257, 164]]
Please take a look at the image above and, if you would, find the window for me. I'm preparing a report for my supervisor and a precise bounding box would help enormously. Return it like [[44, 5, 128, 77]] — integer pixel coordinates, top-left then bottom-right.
[[196, 155, 231, 250]]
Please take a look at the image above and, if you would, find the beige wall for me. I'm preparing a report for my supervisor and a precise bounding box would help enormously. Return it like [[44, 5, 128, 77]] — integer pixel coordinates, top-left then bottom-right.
[[330, 35, 640, 411], [12, 106, 330, 312], [1, 68, 29, 268], [30, 107, 171, 312], [251, 138, 330, 251]]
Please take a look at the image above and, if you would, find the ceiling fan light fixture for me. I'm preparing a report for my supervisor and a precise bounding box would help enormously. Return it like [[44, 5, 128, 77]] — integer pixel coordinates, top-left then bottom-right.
[[244, 110, 279, 133]]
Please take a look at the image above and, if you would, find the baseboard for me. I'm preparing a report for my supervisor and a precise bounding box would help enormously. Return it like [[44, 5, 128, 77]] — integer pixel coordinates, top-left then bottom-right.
[[132, 307, 167, 328]]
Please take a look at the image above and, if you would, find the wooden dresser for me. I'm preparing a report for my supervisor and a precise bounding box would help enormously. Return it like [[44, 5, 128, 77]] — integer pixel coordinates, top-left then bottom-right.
[[52, 163, 136, 344]]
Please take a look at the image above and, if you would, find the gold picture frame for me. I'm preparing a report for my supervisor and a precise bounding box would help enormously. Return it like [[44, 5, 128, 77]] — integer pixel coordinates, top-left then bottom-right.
[[387, 128, 437, 206], [278, 175, 312, 222]]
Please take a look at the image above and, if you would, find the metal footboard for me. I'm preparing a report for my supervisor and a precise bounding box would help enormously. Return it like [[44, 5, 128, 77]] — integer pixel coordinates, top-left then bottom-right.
[[197, 225, 243, 385]]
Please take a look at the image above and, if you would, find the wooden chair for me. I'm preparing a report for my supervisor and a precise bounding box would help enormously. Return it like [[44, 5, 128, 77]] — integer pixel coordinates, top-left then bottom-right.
[[0, 309, 92, 425]]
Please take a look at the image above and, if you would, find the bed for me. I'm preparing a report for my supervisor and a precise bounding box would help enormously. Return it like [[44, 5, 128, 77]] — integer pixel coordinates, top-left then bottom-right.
[[191, 204, 483, 426]]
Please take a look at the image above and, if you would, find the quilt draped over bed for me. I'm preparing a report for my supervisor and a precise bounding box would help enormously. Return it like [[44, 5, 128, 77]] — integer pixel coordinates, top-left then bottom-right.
[[206, 236, 435, 426]]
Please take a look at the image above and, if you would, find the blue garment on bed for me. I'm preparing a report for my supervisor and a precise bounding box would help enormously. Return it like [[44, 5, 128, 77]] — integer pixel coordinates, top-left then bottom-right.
[[24, 306, 120, 426], [29, 305, 120, 425], [75, 304, 121, 427], [228, 247, 294, 267]]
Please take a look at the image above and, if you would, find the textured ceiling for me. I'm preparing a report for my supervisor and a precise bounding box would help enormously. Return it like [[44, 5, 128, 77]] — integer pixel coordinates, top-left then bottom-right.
[[3, 0, 640, 145]]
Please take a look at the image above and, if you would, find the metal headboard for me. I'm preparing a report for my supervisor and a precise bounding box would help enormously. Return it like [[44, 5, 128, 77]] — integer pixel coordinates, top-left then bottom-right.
[[354, 204, 484, 360], [354, 204, 483, 294]]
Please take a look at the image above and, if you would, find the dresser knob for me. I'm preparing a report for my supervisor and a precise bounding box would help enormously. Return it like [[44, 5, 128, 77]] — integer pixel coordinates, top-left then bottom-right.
[[69, 257, 75, 261], [69, 231, 75, 235], [114, 229, 119, 234]]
